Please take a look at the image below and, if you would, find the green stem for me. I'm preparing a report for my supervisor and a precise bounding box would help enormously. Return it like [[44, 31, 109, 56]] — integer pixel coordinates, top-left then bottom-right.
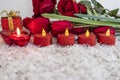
[[42, 13, 120, 28]]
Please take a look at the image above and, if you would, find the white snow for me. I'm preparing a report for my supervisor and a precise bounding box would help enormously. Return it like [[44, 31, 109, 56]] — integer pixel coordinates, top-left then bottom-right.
[[0, 36, 120, 80]]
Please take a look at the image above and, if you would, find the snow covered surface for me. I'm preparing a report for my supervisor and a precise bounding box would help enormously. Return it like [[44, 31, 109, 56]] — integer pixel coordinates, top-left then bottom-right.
[[0, 36, 120, 80]]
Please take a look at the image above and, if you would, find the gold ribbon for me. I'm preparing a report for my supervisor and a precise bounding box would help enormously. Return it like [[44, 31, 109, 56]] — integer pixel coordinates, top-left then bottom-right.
[[1, 10, 20, 30], [8, 17, 14, 30]]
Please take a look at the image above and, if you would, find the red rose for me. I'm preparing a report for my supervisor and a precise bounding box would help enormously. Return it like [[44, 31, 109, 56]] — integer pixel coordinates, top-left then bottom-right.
[[28, 17, 50, 34], [58, 0, 79, 16], [51, 0, 56, 5], [73, 27, 86, 35], [51, 20, 74, 37], [23, 17, 33, 29], [32, 0, 56, 18], [93, 26, 115, 36], [79, 3, 87, 14]]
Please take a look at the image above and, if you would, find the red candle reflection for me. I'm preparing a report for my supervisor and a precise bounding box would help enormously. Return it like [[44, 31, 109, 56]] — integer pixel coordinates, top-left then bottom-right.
[[0, 30, 14, 45], [10, 28, 30, 46]]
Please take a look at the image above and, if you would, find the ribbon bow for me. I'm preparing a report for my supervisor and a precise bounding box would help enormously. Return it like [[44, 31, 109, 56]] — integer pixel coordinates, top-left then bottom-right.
[[1, 10, 20, 30], [1, 10, 20, 17]]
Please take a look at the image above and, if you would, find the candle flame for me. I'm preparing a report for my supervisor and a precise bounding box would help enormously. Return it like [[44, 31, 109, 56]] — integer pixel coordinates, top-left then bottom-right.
[[65, 28, 69, 36], [106, 29, 110, 36], [42, 29, 46, 36], [86, 29, 90, 37], [16, 28, 20, 36]]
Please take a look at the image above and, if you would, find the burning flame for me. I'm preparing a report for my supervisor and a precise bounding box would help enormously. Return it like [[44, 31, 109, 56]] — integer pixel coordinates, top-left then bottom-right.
[[16, 28, 20, 37], [106, 29, 110, 36], [65, 28, 69, 36], [86, 29, 90, 37], [42, 29, 46, 36]]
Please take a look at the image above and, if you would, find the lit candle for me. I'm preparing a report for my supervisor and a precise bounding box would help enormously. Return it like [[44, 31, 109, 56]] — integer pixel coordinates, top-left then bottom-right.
[[98, 29, 116, 45], [33, 29, 52, 46], [9, 28, 30, 46], [16, 27, 21, 37], [78, 30, 96, 46], [57, 28, 75, 46]]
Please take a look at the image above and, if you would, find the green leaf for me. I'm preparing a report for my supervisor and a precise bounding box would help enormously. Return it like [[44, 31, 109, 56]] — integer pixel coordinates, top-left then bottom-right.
[[96, 2, 104, 8], [109, 8, 119, 16], [95, 8, 105, 15], [74, 14, 120, 22], [115, 14, 120, 19], [42, 13, 120, 28], [92, 9, 99, 16], [91, 0, 97, 7], [95, 2, 106, 14], [86, 6, 93, 16], [80, 1, 92, 8], [108, 9, 120, 19]]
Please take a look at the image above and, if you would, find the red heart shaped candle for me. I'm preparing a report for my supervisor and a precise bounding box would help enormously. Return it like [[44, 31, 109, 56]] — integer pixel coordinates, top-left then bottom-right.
[[98, 29, 116, 45], [57, 28, 75, 46], [78, 30, 96, 46], [34, 29, 52, 46]]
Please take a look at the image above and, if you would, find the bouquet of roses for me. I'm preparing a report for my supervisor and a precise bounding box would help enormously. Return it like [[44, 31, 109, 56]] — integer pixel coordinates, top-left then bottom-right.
[[23, 0, 120, 37]]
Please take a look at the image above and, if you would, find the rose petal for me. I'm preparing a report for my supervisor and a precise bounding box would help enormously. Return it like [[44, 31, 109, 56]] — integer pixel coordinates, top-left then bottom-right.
[[32, 0, 56, 18], [28, 17, 50, 34], [73, 27, 86, 35], [93, 26, 115, 36], [58, 0, 79, 16], [79, 3, 87, 14], [23, 17, 33, 29], [51, 20, 74, 37], [73, 2, 79, 13]]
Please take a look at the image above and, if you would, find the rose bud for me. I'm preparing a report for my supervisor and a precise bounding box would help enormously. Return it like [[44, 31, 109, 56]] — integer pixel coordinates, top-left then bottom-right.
[[58, 0, 79, 16], [28, 17, 50, 34], [51, 20, 74, 37], [23, 17, 33, 29], [32, 0, 56, 18], [93, 26, 115, 36]]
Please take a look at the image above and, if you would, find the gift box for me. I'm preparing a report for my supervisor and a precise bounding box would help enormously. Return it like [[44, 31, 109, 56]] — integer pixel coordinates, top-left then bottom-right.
[[1, 10, 22, 31]]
